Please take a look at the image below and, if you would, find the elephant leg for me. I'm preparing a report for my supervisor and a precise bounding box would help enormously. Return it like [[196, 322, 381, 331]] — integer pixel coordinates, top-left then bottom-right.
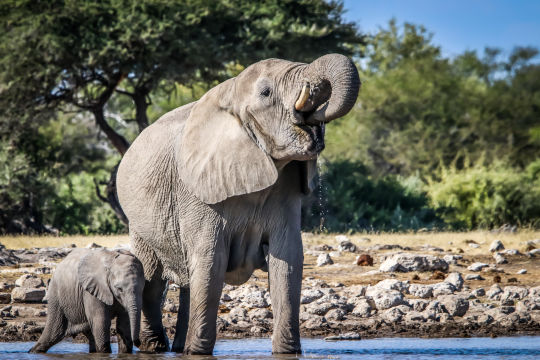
[[29, 301, 67, 353], [183, 250, 227, 355], [84, 331, 96, 353], [171, 287, 190, 353], [138, 277, 170, 352], [116, 312, 133, 354], [85, 303, 112, 353], [268, 230, 303, 354]]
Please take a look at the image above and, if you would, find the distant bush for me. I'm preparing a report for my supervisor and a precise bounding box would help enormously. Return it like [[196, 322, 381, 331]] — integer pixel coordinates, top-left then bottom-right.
[[426, 161, 540, 229], [302, 160, 442, 232]]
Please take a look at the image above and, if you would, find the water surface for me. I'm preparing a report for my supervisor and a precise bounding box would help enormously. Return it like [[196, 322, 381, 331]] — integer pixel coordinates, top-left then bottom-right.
[[1, 336, 540, 359]]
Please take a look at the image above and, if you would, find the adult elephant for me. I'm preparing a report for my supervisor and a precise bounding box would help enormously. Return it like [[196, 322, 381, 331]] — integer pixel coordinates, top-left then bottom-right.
[[117, 54, 360, 355]]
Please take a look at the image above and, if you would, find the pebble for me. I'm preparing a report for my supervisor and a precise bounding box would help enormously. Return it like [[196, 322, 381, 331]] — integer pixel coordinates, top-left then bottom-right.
[[465, 274, 485, 281], [324, 332, 361, 341], [467, 262, 489, 272], [489, 240, 505, 252], [317, 253, 333, 267], [517, 269, 527, 275]]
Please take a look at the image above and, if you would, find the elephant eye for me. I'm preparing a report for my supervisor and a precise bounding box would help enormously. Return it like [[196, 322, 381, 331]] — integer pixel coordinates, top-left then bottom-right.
[[116, 286, 123, 293], [260, 87, 271, 97]]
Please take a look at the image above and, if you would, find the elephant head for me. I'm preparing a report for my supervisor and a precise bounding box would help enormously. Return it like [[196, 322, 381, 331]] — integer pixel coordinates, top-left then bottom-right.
[[78, 249, 145, 347], [177, 53, 360, 204]]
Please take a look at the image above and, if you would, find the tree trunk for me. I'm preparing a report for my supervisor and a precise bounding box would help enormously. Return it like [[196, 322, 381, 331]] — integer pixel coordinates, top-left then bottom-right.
[[92, 108, 130, 156], [133, 89, 150, 133]]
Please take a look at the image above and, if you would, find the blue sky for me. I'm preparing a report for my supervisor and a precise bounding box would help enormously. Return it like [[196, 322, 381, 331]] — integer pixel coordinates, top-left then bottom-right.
[[343, 0, 540, 58]]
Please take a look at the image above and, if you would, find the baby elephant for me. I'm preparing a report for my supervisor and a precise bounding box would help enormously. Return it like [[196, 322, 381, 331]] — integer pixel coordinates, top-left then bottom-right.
[[30, 248, 145, 353]]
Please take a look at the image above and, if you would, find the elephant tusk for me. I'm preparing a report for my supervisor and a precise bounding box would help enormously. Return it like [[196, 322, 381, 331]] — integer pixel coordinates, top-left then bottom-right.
[[294, 83, 310, 111]]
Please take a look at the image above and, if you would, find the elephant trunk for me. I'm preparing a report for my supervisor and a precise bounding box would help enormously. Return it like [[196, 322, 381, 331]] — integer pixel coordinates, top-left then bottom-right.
[[128, 299, 142, 348], [299, 54, 360, 124]]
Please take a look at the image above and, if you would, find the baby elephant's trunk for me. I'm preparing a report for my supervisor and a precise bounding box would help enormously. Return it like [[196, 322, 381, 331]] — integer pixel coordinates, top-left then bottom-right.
[[128, 299, 142, 348]]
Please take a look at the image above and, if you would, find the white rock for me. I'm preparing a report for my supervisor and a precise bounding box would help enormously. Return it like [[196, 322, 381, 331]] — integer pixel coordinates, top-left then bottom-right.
[[380, 307, 403, 323], [494, 253, 508, 264], [11, 287, 46, 303], [517, 269, 527, 275], [487, 284, 503, 299], [408, 284, 433, 299], [372, 279, 409, 293], [365, 288, 405, 310], [15, 274, 44, 289], [469, 243, 480, 248], [438, 295, 469, 317], [350, 298, 373, 317], [472, 288, 486, 297], [489, 240, 504, 252], [503, 249, 520, 256], [444, 272, 464, 291], [324, 332, 361, 341], [467, 262, 489, 272], [301, 289, 324, 304], [379, 253, 448, 272], [325, 308, 346, 321], [443, 255, 462, 264], [500, 286, 528, 302], [243, 290, 268, 308], [432, 282, 456, 297], [317, 253, 334, 266], [465, 274, 485, 281]]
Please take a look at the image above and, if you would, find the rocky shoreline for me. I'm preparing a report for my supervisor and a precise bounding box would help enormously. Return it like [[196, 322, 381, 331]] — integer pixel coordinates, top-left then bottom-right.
[[1, 237, 540, 343]]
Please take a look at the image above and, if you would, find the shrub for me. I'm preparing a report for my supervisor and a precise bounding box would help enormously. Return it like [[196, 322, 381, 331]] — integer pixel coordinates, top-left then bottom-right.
[[426, 161, 540, 229], [302, 159, 441, 232]]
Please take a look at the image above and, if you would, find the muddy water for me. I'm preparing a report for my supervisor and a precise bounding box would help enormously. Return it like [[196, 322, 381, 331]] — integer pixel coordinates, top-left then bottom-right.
[[1, 337, 540, 359]]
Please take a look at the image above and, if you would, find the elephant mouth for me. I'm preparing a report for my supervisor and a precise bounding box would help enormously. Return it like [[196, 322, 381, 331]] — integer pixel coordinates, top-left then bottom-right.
[[298, 122, 325, 154]]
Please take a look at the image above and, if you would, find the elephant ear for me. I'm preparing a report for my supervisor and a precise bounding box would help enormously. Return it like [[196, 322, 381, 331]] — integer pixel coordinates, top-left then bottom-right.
[[299, 159, 319, 195], [77, 250, 114, 306], [177, 78, 278, 204]]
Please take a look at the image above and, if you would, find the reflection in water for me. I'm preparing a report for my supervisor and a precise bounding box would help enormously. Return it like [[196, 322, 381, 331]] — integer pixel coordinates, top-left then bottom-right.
[[1, 337, 540, 359]]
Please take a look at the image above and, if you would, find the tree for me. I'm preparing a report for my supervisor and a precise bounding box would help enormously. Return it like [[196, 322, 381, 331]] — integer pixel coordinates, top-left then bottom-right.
[[324, 20, 540, 177], [0, 0, 364, 230]]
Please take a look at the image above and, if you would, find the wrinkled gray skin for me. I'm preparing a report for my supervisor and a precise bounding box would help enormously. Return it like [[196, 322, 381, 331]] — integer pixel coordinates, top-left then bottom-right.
[[117, 53, 360, 355], [29, 248, 145, 354]]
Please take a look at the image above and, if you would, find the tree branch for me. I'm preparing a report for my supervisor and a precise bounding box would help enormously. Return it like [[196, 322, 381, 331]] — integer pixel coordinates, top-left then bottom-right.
[[92, 107, 130, 155]]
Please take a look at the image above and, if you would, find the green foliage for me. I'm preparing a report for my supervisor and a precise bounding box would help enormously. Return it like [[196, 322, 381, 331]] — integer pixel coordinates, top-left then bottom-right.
[[0, 116, 124, 235], [303, 160, 441, 232], [426, 161, 540, 229]]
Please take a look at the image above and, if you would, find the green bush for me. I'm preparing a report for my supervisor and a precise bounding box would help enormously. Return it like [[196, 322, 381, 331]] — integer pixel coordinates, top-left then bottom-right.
[[302, 160, 441, 232], [426, 161, 540, 229]]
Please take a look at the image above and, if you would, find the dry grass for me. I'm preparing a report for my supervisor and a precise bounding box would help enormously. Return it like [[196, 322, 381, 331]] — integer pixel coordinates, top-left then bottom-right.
[[0, 235, 129, 249], [2, 230, 538, 252], [302, 230, 540, 255]]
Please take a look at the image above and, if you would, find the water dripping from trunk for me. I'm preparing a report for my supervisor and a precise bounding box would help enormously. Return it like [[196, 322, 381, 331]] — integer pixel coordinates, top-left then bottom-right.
[[317, 158, 329, 232]]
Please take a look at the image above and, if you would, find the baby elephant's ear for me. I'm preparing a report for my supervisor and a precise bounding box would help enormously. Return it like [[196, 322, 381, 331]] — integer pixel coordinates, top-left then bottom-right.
[[177, 78, 278, 204], [78, 250, 114, 306]]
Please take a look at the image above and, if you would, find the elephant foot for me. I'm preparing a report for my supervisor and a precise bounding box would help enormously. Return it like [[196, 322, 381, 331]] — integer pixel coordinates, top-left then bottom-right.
[[138, 332, 170, 353], [28, 345, 47, 354], [171, 341, 184, 353], [272, 339, 302, 355], [183, 347, 213, 356]]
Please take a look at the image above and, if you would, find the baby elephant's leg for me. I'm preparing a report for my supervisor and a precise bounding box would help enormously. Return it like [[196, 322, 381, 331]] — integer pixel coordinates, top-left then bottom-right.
[[85, 298, 112, 353], [29, 301, 67, 353], [116, 312, 134, 354]]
